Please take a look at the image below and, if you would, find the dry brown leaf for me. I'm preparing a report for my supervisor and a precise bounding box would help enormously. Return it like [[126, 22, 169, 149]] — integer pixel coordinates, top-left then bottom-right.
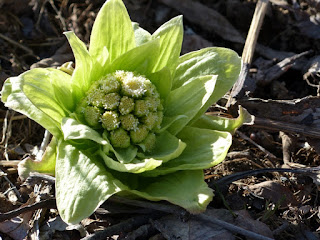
[[248, 180, 299, 208], [152, 209, 234, 240], [234, 210, 274, 238]]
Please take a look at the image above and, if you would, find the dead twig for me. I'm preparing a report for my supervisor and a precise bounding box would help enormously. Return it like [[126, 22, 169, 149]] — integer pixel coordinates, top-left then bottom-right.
[[0, 199, 56, 222], [0, 33, 35, 56], [110, 196, 274, 240], [236, 130, 277, 159], [2, 111, 15, 161], [229, 0, 269, 100], [0, 115, 27, 123], [254, 117, 320, 139], [0, 110, 9, 145], [124, 224, 156, 240], [82, 215, 156, 240], [36, 130, 51, 161], [48, 0, 67, 31], [0, 160, 20, 167], [279, 131, 296, 165], [256, 50, 312, 86], [211, 166, 320, 187]]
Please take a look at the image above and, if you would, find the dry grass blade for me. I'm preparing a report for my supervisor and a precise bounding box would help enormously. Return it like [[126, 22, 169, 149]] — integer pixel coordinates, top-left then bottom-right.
[[230, 0, 269, 99]]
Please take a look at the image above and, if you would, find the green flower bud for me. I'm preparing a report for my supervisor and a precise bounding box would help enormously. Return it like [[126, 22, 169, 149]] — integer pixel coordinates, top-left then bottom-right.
[[84, 106, 102, 127], [78, 71, 163, 150], [145, 81, 159, 98], [134, 99, 149, 117], [103, 93, 120, 110], [119, 96, 135, 115], [120, 114, 139, 131], [87, 89, 106, 107], [117, 71, 147, 98], [101, 111, 120, 130], [144, 96, 160, 112], [130, 125, 149, 144], [142, 133, 156, 152], [110, 128, 131, 148], [141, 112, 158, 130], [154, 111, 163, 131], [99, 75, 121, 93]]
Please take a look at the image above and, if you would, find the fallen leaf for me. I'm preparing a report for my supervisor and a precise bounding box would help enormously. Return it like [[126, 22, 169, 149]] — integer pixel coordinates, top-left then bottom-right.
[[234, 210, 274, 238], [248, 180, 299, 208], [152, 209, 234, 240]]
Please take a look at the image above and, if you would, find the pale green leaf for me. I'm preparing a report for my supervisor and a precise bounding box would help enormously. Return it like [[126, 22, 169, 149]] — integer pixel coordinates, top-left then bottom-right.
[[132, 22, 151, 46], [61, 117, 109, 146], [1, 68, 73, 136], [111, 146, 138, 164], [56, 140, 127, 224], [18, 137, 57, 179], [100, 151, 162, 174], [137, 131, 186, 162], [129, 170, 213, 214], [191, 106, 253, 133], [148, 67, 172, 99], [143, 126, 232, 176], [164, 75, 217, 135], [160, 115, 187, 133], [110, 38, 160, 77], [89, 0, 135, 63], [173, 47, 241, 124], [65, 31, 102, 100], [151, 16, 183, 73]]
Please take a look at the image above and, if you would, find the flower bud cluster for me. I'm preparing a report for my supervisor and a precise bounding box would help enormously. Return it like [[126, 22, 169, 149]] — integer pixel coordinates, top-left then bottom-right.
[[78, 71, 163, 151]]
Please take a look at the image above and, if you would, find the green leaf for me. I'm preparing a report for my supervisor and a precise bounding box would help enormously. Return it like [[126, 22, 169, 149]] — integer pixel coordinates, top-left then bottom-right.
[[61, 117, 109, 146], [143, 126, 232, 176], [129, 170, 213, 214], [191, 106, 253, 133], [173, 47, 241, 124], [132, 22, 151, 46], [65, 31, 102, 100], [148, 67, 172, 99], [151, 16, 183, 73], [100, 151, 162, 174], [1, 68, 73, 136], [110, 38, 160, 77], [111, 146, 138, 164], [164, 75, 217, 135], [160, 115, 187, 133], [89, 0, 135, 63], [55, 140, 127, 224], [137, 131, 186, 162], [18, 137, 57, 179]]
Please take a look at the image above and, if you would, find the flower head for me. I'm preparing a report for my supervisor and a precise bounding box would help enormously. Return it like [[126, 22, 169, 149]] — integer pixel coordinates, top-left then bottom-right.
[[1, 0, 243, 224]]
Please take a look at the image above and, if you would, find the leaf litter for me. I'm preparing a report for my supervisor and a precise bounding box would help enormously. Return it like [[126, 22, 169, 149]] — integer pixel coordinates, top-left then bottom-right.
[[0, 0, 320, 239]]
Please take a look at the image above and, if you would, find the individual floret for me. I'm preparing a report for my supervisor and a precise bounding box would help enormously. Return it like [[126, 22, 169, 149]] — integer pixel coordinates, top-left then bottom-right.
[[87, 89, 106, 107], [141, 112, 158, 130], [119, 96, 135, 115], [99, 75, 121, 93], [101, 111, 120, 130], [110, 128, 131, 148], [84, 106, 102, 127], [118, 71, 148, 98], [103, 93, 120, 110], [141, 133, 156, 152], [119, 114, 139, 131], [130, 124, 149, 143], [134, 99, 149, 117]]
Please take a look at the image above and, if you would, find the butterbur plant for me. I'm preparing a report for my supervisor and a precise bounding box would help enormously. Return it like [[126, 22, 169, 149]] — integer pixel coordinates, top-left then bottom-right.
[[1, 0, 243, 223]]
